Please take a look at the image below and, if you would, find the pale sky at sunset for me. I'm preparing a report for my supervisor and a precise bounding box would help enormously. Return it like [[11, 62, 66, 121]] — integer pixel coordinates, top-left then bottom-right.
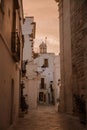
[[23, 0, 59, 54]]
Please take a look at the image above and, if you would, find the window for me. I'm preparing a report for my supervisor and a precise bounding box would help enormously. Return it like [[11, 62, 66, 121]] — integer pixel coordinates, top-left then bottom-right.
[[0, 0, 4, 13], [44, 59, 48, 67], [41, 78, 45, 89]]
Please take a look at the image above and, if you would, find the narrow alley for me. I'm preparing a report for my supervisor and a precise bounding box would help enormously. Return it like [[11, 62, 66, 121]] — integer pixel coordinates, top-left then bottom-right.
[[0, 0, 87, 130], [9, 105, 86, 130]]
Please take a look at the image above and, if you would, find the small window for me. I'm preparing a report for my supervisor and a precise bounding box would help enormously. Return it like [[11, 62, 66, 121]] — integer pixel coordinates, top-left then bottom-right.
[[0, 0, 4, 13], [41, 78, 45, 89], [44, 59, 48, 67]]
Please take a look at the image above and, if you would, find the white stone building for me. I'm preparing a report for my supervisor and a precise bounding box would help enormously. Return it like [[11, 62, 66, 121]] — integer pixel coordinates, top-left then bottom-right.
[[22, 17, 37, 109], [23, 26, 59, 109], [23, 41, 55, 108], [34, 54, 55, 104], [22, 16, 36, 61], [23, 61, 38, 109], [34, 42, 56, 105]]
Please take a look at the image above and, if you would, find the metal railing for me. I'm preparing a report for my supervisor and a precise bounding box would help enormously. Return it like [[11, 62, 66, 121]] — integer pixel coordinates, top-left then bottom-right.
[[11, 32, 20, 62]]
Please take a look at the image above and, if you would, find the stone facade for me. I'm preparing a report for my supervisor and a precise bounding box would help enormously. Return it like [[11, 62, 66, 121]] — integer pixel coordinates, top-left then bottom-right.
[[56, 0, 87, 119], [70, 0, 87, 117], [58, 0, 73, 113], [0, 0, 24, 130], [53, 55, 60, 105]]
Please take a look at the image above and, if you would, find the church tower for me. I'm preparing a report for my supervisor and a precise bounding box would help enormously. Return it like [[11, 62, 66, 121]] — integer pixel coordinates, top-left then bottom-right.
[[39, 37, 47, 54]]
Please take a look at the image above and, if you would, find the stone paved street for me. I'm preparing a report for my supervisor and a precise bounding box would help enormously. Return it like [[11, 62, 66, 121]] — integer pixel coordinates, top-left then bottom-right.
[[11, 105, 87, 130]]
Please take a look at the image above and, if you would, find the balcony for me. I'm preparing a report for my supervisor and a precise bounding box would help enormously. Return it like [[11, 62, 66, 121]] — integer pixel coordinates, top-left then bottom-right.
[[11, 32, 20, 62]]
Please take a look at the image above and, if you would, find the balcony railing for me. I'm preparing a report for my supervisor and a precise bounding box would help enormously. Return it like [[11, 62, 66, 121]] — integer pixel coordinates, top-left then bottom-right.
[[11, 32, 20, 62]]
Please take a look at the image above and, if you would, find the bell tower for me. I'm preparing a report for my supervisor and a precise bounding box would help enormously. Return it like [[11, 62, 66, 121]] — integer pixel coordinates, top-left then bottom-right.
[[39, 37, 47, 54]]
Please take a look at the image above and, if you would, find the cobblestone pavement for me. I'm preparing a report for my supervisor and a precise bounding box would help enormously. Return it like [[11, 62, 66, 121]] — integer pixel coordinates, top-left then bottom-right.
[[11, 105, 87, 130]]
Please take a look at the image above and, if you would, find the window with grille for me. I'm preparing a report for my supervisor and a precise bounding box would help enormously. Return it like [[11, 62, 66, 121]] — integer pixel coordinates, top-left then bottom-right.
[[44, 59, 48, 67]]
